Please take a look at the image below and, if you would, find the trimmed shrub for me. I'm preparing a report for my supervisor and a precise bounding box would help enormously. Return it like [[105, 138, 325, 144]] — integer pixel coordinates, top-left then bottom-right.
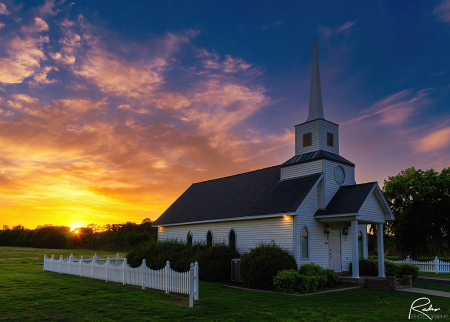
[[239, 241, 297, 288], [298, 263, 339, 287], [297, 275, 319, 293], [298, 263, 322, 276], [126, 239, 239, 282], [399, 263, 419, 282], [385, 260, 401, 277], [324, 268, 340, 287], [273, 269, 299, 293]]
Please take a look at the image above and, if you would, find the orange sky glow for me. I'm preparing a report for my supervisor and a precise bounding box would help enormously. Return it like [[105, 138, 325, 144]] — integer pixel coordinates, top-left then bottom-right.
[[1, 1, 450, 230]]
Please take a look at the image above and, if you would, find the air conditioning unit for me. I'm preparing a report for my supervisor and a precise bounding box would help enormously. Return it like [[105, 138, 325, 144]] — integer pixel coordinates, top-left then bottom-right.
[[231, 258, 243, 282]]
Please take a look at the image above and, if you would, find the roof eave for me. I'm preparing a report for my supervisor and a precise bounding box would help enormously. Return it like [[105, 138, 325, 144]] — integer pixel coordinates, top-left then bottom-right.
[[152, 212, 296, 227]]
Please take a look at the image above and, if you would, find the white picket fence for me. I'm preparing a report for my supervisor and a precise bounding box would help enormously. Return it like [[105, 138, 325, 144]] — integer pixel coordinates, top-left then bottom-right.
[[43, 254, 199, 307], [386, 256, 450, 274]]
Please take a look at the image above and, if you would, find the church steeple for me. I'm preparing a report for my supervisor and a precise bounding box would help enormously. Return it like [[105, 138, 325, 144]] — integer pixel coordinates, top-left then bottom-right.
[[306, 35, 325, 122], [294, 36, 339, 156]]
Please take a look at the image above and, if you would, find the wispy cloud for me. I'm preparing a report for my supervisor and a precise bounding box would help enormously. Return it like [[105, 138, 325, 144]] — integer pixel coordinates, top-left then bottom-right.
[[262, 20, 283, 31], [434, 0, 450, 23], [0, 2, 290, 228], [319, 21, 356, 38], [0, 2, 10, 15], [414, 126, 450, 152]]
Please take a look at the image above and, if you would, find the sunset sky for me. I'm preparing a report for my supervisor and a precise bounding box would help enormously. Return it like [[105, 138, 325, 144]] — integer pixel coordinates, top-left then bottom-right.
[[1, 1, 450, 229]]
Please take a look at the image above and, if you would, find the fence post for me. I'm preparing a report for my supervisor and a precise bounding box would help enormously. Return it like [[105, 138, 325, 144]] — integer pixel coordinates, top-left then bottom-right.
[[79, 256, 83, 276], [189, 263, 194, 308], [43, 254, 46, 271], [165, 261, 170, 294], [69, 254, 72, 274], [123, 258, 127, 285], [91, 255, 95, 279], [142, 259, 146, 289], [59, 255, 63, 273], [194, 261, 199, 300], [50, 254, 54, 272], [435, 256, 439, 274], [106, 257, 110, 282]]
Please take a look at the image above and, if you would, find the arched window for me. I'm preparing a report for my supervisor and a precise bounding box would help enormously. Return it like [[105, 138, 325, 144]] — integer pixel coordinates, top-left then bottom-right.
[[206, 230, 213, 247], [358, 231, 363, 259], [301, 226, 309, 259], [229, 229, 236, 251], [187, 231, 192, 246]]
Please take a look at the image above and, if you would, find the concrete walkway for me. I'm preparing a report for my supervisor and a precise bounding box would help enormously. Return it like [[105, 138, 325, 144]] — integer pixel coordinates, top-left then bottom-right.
[[397, 288, 450, 298]]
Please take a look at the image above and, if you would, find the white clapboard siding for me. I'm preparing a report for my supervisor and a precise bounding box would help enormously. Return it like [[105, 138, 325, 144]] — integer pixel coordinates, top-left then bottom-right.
[[339, 224, 368, 271], [281, 160, 322, 180], [295, 119, 321, 155], [317, 179, 324, 208], [296, 184, 329, 269], [320, 120, 339, 155], [323, 160, 355, 206], [158, 216, 294, 255], [359, 192, 386, 224]]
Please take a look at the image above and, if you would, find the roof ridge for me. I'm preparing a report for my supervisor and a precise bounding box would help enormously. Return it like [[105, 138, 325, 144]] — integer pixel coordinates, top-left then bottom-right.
[[192, 164, 280, 185]]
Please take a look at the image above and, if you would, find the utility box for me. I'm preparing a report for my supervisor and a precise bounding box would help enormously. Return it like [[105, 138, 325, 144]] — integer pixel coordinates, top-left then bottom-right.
[[231, 258, 243, 282]]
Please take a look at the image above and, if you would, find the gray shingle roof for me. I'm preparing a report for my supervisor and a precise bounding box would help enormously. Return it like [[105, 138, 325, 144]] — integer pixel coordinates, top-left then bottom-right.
[[315, 182, 376, 217], [153, 167, 322, 226], [282, 150, 355, 168]]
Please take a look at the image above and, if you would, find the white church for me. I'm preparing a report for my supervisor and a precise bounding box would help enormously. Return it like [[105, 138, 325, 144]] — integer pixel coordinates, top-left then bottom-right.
[[153, 38, 395, 278]]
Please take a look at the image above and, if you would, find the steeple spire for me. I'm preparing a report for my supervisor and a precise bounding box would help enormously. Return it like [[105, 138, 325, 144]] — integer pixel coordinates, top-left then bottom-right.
[[306, 35, 325, 121]]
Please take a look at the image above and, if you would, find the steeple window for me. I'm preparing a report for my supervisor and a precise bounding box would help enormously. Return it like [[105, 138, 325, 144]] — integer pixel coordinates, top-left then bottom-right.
[[327, 132, 334, 147], [303, 132, 312, 147]]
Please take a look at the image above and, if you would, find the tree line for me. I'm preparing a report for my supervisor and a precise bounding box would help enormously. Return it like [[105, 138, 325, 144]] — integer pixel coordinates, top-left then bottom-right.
[[0, 218, 157, 251], [375, 167, 450, 258]]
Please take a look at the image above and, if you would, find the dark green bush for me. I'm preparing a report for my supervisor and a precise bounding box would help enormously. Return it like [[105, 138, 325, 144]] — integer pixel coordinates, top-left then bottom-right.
[[297, 275, 319, 293], [126, 239, 239, 282], [298, 263, 339, 287], [239, 241, 297, 288], [196, 244, 240, 281], [273, 269, 299, 293], [350, 259, 417, 280], [324, 268, 340, 287], [385, 260, 400, 277], [399, 263, 419, 282], [298, 263, 322, 276]]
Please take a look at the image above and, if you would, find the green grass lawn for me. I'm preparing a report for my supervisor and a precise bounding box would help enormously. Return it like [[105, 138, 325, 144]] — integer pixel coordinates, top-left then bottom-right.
[[1, 246, 450, 321], [419, 272, 450, 278]]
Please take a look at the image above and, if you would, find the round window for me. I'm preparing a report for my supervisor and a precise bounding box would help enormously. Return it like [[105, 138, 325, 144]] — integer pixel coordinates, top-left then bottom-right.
[[335, 166, 345, 185]]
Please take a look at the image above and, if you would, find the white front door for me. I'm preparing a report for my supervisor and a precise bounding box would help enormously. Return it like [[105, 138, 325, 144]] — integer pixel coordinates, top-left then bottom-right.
[[329, 230, 342, 272]]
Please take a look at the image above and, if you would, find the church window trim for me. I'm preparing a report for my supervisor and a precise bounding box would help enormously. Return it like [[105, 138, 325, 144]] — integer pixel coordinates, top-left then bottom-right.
[[187, 231, 193, 246], [228, 228, 236, 251], [301, 226, 309, 259], [206, 230, 213, 247], [358, 230, 363, 259]]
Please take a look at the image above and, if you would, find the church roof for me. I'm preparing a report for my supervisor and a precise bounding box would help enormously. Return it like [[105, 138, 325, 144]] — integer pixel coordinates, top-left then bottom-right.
[[153, 167, 322, 226], [281, 150, 355, 168], [314, 182, 376, 217]]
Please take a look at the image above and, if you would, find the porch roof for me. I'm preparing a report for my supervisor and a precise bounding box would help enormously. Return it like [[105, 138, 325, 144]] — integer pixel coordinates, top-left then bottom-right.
[[315, 182, 376, 217]]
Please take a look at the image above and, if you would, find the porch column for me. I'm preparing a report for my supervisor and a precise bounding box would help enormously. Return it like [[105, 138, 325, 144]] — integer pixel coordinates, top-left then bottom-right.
[[351, 220, 359, 278], [377, 223, 385, 277]]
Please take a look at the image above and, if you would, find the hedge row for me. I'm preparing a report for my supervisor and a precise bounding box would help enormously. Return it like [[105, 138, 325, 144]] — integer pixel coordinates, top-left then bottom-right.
[[126, 239, 239, 282], [350, 259, 419, 281]]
